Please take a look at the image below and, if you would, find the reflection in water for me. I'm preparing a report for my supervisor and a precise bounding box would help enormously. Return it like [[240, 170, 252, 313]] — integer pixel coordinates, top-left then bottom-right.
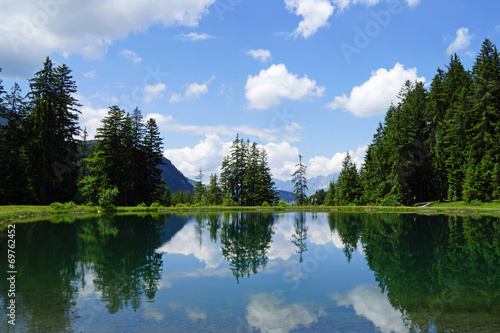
[[329, 213, 500, 332], [292, 212, 308, 262], [331, 284, 407, 333], [219, 212, 275, 283], [0, 212, 498, 332], [246, 293, 325, 333]]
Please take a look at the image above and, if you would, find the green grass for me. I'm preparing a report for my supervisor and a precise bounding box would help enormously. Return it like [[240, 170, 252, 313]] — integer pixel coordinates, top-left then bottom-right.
[[2, 201, 500, 225]]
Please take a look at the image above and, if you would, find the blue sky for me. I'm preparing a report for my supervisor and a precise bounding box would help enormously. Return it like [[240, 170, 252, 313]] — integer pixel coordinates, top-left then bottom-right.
[[1, 0, 499, 181]]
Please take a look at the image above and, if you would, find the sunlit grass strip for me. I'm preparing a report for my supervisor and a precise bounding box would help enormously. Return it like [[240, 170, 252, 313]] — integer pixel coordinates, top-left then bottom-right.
[[2, 202, 500, 225]]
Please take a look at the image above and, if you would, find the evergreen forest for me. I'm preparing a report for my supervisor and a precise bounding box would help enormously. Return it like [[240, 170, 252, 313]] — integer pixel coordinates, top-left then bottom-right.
[[1, 38, 499, 207]]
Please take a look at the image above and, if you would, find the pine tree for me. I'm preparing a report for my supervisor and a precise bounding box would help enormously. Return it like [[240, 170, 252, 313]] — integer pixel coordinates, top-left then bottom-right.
[[193, 168, 206, 205], [336, 152, 361, 205], [463, 39, 500, 201], [323, 180, 335, 206], [142, 117, 164, 204], [25, 57, 81, 204], [291, 154, 308, 205], [207, 173, 222, 205], [0, 82, 33, 204]]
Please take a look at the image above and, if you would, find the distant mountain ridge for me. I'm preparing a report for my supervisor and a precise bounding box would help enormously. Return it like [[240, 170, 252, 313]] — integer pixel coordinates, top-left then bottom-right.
[[159, 157, 194, 194]]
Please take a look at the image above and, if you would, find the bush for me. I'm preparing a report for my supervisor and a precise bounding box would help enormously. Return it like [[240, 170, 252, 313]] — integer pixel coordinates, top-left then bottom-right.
[[470, 199, 482, 206], [222, 194, 238, 207], [99, 187, 119, 208], [64, 201, 77, 209], [150, 202, 161, 208], [278, 199, 289, 207], [50, 202, 64, 210], [137, 202, 147, 207], [261, 201, 270, 207]]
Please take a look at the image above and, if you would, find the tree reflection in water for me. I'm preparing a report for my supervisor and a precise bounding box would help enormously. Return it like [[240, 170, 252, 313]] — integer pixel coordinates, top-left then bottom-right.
[[329, 213, 500, 332]]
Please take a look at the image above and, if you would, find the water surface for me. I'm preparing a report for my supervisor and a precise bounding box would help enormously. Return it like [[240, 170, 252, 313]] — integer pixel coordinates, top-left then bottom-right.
[[0, 212, 499, 332]]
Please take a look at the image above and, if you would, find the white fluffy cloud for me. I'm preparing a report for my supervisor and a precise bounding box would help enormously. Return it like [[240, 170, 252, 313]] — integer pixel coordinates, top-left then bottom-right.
[[163, 135, 302, 179], [144, 82, 167, 103], [156, 222, 224, 269], [285, 0, 420, 39], [331, 285, 408, 333], [163, 133, 366, 180], [447, 27, 473, 55], [164, 135, 232, 178], [285, 0, 334, 38], [247, 49, 272, 62], [326, 62, 425, 117], [246, 64, 325, 110], [246, 294, 324, 333], [177, 32, 214, 41], [121, 49, 142, 64], [307, 145, 367, 178], [77, 95, 109, 140], [170, 77, 215, 102], [83, 70, 96, 79], [334, 0, 420, 11], [0, 0, 216, 77]]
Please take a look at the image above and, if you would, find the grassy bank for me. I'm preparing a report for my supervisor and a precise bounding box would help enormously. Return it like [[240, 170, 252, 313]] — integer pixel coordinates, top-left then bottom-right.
[[2, 201, 500, 224]]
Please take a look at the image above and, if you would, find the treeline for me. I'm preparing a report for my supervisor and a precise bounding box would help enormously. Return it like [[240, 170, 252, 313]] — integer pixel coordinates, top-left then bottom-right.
[[321, 38, 500, 206], [0, 57, 166, 206]]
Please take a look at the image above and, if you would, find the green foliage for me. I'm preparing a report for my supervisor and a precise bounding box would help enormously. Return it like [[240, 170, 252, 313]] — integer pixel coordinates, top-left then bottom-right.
[[379, 194, 403, 207], [291, 154, 308, 205], [193, 168, 206, 205], [99, 187, 119, 208], [171, 190, 192, 206], [335, 152, 361, 206], [360, 39, 500, 205], [81, 106, 165, 206], [261, 201, 270, 207], [50, 202, 65, 210], [222, 192, 238, 206], [138, 202, 147, 207], [150, 202, 161, 208], [220, 135, 277, 206], [278, 199, 289, 207], [64, 201, 77, 209]]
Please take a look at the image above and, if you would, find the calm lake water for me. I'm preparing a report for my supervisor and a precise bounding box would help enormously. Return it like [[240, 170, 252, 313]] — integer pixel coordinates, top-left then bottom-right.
[[0, 212, 499, 332]]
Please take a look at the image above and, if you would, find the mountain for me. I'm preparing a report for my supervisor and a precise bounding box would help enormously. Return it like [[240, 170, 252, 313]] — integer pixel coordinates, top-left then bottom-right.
[[158, 157, 194, 194], [275, 190, 295, 203], [273, 174, 336, 196]]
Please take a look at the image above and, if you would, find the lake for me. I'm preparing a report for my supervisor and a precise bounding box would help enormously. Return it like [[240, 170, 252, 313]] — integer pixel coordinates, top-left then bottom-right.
[[0, 212, 499, 332]]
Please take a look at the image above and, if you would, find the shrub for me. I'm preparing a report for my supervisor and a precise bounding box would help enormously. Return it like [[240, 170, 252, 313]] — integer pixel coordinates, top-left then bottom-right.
[[99, 187, 119, 208], [64, 201, 77, 209], [278, 199, 289, 207], [150, 202, 161, 208], [137, 202, 147, 208], [470, 199, 482, 206], [50, 202, 64, 210], [261, 201, 270, 207]]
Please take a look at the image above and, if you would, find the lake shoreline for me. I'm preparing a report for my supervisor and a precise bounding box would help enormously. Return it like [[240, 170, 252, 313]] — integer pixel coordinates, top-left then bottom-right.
[[2, 203, 500, 224]]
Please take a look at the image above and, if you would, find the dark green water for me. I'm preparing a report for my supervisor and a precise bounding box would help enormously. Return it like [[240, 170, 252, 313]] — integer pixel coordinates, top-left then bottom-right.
[[0, 212, 499, 332]]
